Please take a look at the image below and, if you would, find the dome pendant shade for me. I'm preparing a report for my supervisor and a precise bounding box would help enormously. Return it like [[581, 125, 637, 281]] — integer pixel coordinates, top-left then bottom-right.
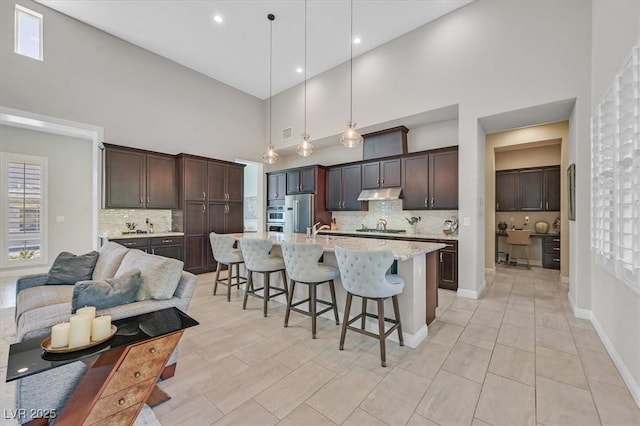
[[296, 133, 313, 157], [340, 120, 363, 148], [263, 144, 279, 164]]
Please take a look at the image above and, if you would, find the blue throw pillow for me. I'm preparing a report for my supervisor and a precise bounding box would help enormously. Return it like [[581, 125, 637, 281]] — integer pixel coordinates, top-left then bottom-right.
[[71, 268, 142, 313], [47, 251, 100, 285]]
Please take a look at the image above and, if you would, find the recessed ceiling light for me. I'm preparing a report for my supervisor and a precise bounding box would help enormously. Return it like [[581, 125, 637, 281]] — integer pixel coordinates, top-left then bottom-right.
[[353, 37, 361, 44], [296, 67, 303, 73], [213, 15, 223, 23]]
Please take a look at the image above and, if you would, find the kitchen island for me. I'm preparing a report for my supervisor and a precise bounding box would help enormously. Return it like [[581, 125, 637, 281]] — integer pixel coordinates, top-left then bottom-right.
[[229, 232, 444, 348]]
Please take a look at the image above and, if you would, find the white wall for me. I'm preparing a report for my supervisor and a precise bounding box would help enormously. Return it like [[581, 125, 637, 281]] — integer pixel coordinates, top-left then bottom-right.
[[589, 0, 640, 406], [272, 0, 592, 297], [0, 124, 93, 273], [0, 0, 264, 163]]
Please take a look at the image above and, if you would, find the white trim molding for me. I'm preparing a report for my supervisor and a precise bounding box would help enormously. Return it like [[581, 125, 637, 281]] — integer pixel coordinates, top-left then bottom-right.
[[457, 279, 487, 299]]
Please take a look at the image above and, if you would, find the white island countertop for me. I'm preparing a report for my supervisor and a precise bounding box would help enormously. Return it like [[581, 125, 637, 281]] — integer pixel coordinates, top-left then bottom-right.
[[230, 232, 444, 261], [317, 229, 459, 241], [101, 231, 184, 240]]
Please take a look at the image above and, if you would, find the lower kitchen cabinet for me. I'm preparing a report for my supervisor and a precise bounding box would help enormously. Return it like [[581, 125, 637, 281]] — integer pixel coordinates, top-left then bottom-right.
[[150, 236, 183, 261], [542, 234, 561, 269], [437, 241, 458, 291]]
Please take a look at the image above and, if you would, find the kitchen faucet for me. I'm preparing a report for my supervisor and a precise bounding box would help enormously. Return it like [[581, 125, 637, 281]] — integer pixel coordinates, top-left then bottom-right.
[[312, 222, 330, 236]]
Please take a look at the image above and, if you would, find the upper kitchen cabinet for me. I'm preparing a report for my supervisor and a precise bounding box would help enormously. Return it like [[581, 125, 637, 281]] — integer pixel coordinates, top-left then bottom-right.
[[103, 144, 176, 209], [495, 166, 560, 212], [208, 162, 244, 203], [362, 158, 401, 189], [402, 147, 459, 210], [182, 157, 207, 201], [327, 164, 366, 211], [286, 166, 316, 194], [267, 172, 286, 205]]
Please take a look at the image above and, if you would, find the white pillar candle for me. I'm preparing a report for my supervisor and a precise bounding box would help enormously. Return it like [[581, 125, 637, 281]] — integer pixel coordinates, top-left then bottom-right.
[[68, 314, 91, 348], [91, 316, 112, 341], [76, 306, 96, 319], [50, 322, 70, 348]]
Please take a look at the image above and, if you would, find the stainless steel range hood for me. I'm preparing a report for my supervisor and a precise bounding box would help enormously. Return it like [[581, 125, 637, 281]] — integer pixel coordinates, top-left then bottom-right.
[[357, 187, 402, 201]]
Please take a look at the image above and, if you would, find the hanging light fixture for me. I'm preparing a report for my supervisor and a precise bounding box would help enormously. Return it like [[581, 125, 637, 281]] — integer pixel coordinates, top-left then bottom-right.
[[296, 0, 313, 157], [340, 0, 363, 148], [263, 13, 279, 164]]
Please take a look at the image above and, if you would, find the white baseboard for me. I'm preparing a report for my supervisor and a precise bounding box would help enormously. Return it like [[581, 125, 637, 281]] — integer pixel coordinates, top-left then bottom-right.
[[567, 291, 640, 408], [590, 314, 640, 409], [457, 279, 487, 299], [485, 267, 496, 274]]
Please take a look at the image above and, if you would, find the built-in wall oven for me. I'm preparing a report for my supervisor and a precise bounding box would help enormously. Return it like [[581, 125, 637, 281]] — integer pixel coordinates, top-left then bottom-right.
[[266, 205, 285, 232]]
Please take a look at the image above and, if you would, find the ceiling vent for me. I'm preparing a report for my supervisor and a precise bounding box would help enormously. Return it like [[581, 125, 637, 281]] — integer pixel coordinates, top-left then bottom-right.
[[282, 127, 292, 140]]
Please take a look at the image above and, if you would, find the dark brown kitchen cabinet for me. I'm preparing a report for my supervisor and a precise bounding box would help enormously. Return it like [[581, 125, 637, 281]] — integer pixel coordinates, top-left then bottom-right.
[[544, 166, 561, 211], [327, 164, 366, 211], [177, 154, 245, 274], [495, 170, 519, 212], [104, 144, 176, 209], [438, 241, 458, 291], [519, 169, 543, 211], [542, 234, 561, 269], [208, 162, 243, 203], [496, 166, 560, 212], [286, 167, 316, 194], [362, 159, 401, 189], [267, 172, 286, 205], [402, 147, 458, 210], [150, 236, 183, 262]]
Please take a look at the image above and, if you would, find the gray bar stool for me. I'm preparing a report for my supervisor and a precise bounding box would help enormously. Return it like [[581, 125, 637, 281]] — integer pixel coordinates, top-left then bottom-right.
[[209, 233, 247, 302], [280, 242, 340, 339], [239, 238, 288, 317], [334, 247, 404, 367]]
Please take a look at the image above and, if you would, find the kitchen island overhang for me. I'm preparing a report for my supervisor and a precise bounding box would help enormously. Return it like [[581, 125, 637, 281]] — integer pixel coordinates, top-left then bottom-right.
[[229, 232, 445, 348]]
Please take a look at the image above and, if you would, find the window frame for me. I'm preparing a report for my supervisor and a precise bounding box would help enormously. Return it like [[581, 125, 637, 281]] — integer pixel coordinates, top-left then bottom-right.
[[14, 4, 43, 61], [0, 152, 48, 268]]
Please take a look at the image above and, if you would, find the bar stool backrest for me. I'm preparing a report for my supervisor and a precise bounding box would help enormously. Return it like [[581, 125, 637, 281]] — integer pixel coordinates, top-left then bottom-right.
[[334, 247, 397, 298], [209, 233, 241, 263], [280, 242, 324, 282], [240, 238, 275, 271]]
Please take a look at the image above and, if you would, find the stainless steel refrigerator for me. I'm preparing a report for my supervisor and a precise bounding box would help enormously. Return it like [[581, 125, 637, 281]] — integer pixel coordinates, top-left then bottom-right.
[[284, 194, 315, 234]]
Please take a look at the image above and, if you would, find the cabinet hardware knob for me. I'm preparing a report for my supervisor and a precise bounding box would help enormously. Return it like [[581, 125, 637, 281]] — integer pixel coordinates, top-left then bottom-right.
[[134, 371, 141, 378], [553, 247, 560, 251], [149, 347, 156, 354], [118, 398, 126, 406], [162, 239, 171, 243], [424, 198, 428, 206]]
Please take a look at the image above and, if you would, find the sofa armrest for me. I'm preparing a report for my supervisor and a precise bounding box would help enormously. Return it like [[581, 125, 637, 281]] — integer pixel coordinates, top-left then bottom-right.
[[16, 273, 48, 295], [173, 271, 198, 311]]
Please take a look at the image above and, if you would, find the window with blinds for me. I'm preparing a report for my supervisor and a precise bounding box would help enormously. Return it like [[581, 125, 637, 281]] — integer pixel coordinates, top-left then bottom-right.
[[1, 153, 47, 266], [591, 44, 640, 293]]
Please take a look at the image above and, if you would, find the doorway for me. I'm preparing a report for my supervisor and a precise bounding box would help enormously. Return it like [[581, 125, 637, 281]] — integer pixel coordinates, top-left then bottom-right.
[[235, 159, 264, 233]]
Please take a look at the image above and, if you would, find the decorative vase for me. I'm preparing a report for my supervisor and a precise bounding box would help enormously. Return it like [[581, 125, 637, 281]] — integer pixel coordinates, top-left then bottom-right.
[[535, 221, 549, 234]]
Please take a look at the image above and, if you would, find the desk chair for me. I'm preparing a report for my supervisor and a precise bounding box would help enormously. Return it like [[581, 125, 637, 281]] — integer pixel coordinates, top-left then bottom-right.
[[506, 230, 532, 269]]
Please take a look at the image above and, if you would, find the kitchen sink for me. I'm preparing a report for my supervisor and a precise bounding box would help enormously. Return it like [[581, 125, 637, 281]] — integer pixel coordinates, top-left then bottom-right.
[[356, 228, 406, 234]]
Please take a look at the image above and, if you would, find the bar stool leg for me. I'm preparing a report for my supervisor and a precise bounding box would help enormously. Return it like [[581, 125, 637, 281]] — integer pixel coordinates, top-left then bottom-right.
[[263, 272, 270, 317], [284, 280, 296, 327], [243, 271, 253, 310], [213, 262, 222, 295], [310, 283, 317, 339], [227, 264, 233, 302], [361, 298, 367, 330], [339, 292, 353, 350], [328, 280, 339, 325], [377, 299, 387, 367], [392, 295, 404, 346]]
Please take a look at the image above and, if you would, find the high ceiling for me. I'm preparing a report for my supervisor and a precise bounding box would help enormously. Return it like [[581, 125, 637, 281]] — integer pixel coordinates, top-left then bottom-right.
[[36, 0, 472, 99]]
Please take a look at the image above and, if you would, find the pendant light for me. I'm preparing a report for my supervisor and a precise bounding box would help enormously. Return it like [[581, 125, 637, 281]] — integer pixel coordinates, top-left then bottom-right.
[[262, 13, 279, 164], [340, 0, 363, 148], [296, 0, 313, 157]]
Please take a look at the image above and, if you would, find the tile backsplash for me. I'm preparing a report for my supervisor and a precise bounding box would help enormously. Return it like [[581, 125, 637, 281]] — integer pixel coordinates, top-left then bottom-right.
[[331, 200, 458, 235], [99, 209, 173, 236]]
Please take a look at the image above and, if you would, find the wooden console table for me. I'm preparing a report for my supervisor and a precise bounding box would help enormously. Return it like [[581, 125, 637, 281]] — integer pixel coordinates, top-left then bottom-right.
[[6, 308, 198, 425]]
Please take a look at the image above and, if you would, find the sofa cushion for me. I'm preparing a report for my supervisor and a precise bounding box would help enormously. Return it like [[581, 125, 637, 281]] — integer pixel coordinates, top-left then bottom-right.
[[93, 242, 129, 281], [47, 251, 100, 285], [116, 250, 183, 301], [15, 285, 74, 324], [71, 268, 142, 313]]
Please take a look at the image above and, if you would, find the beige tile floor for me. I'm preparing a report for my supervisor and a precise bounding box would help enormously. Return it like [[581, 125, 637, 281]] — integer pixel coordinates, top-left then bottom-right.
[[2, 266, 639, 425]]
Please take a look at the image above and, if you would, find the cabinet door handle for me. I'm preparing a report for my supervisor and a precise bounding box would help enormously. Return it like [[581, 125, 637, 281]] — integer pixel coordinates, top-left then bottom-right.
[[376, 178, 380, 185], [118, 398, 126, 406], [202, 204, 205, 213], [202, 191, 206, 200], [540, 202, 543, 209], [149, 347, 157, 354], [424, 198, 428, 206], [431, 197, 434, 208], [553, 247, 560, 251], [139, 196, 143, 205], [162, 239, 172, 243], [151, 249, 155, 255], [546, 201, 549, 210], [381, 178, 384, 185], [553, 258, 560, 262], [440, 251, 443, 262], [553, 238, 560, 242], [496, 202, 499, 210]]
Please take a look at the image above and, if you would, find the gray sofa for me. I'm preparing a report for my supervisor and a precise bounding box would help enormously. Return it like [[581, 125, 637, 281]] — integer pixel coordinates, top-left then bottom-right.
[[13, 241, 198, 424]]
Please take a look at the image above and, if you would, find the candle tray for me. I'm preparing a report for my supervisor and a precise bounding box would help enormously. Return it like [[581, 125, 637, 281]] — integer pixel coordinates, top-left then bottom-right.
[[41, 325, 117, 353]]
